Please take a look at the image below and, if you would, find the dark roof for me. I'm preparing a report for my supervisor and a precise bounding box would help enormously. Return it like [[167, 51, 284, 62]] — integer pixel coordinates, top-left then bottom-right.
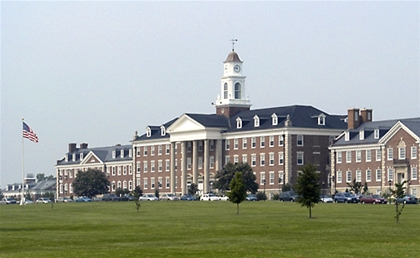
[[226, 105, 347, 132], [56, 145, 132, 166], [224, 51, 242, 63], [135, 117, 178, 141], [186, 113, 230, 128], [332, 117, 420, 146]]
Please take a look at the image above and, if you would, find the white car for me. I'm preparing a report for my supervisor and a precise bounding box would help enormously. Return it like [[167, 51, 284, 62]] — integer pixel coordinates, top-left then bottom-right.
[[36, 198, 51, 204], [200, 194, 219, 201], [219, 195, 229, 201], [139, 194, 159, 201], [320, 195, 334, 203], [160, 193, 179, 201]]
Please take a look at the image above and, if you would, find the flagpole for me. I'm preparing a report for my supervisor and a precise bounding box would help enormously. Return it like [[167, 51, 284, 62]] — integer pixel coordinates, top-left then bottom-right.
[[21, 117, 25, 205]]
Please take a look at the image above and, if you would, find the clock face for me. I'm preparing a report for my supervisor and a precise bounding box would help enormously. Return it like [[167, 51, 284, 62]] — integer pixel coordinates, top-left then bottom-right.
[[234, 65, 241, 73]]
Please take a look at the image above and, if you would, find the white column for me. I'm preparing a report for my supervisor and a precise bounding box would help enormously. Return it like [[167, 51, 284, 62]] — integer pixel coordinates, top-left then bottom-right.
[[193, 140, 198, 184], [215, 139, 223, 172], [170, 142, 176, 193], [203, 139, 209, 193], [181, 141, 187, 194]]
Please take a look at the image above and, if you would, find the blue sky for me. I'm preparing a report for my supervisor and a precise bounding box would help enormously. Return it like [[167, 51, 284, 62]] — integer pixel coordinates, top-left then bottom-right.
[[1, 1, 419, 186]]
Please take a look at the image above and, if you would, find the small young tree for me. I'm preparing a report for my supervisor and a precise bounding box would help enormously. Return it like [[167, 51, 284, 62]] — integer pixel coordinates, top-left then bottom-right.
[[155, 189, 160, 200], [362, 182, 369, 195], [347, 179, 362, 195], [390, 180, 407, 224], [133, 186, 143, 197], [228, 172, 247, 215], [188, 183, 198, 196], [295, 163, 321, 219]]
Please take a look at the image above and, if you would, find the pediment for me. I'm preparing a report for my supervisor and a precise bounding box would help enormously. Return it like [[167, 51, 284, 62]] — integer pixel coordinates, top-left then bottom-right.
[[167, 114, 205, 133], [80, 151, 104, 165]]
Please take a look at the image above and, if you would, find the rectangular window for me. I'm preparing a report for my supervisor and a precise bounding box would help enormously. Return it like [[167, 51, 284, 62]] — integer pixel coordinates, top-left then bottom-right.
[[356, 150, 361, 162], [356, 170, 361, 182], [158, 177, 162, 189], [198, 157, 203, 169], [269, 153, 274, 166], [144, 146, 148, 156], [279, 135, 284, 146], [297, 152, 304, 165], [158, 160, 163, 172], [412, 167, 418, 180], [242, 154, 247, 164], [260, 173, 266, 185], [297, 135, 304, 146], [151, 178, 155, 189], [112, 166, 116, 176], [210, 140, 214, 151], [225, 155, 230, 164], [279, 171, 284, 184], [225, 140, 230, 150], [251, 137, 256, 148], [187, 158, 191, 170], [187, 142, 191, 153], [388, 168, 393, 181], [136, 148, 141, 157], [158, 145, 162, 155], [337, 151, 342, 163], [366, 169, 372, 182], [242, 138, 247, 149], [166, 177, 170, 188], [143, 161, 148, 173], [366, 150, 371, 162], [269, 172, 274, 185], [346, 151, 352, 163], [387, 148, 393, 160], [376, 149, 382, 161], [346, 170, 352, 183], [165, 160, 170, 172], [233, 155, 239, 164], [166, 144, 170, 155], [260, 153, 265, 166], [175, 159, 178, 171], [209, 156, 214, 169], [411, 146, 417, 159], [151, 146, 155, 156], [198, 141, 203, 152], [399, 147, 406, 159], [234, 139, 238, 150], [129, 165, 132, 175], [251, 154, 256, 167], [376, 169, 382, 181], [278, 152, 284, 165], [123, 166, 127, 175], [151, 161, 155, 172], [260, 136, 265, 148], [143, 178, 148, 189], [269, 136, 274, 147], [337, 171, 342, 183]]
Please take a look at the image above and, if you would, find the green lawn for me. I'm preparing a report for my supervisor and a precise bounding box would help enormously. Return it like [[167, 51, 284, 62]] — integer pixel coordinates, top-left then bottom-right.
[[0, 201, 419, 257]]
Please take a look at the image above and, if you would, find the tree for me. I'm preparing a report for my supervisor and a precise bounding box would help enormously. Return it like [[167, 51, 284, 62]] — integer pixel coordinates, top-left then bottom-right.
[[116, 187, 129, 197], [256, 191, 267, 201], [213, 162, 258, 193], [228, 172, 247, 215], [362, 182, 369, 195], [294, 163, 321, 219], [36, 173, 56, 182], [188, 183, 198, 195], [0, 188, 3, 199], [282, 183, 292, 192], [390, 180, 407, 224], [133, 186, 143, 197], [73, 169, 110, 198], [347, 179, 362, 195]]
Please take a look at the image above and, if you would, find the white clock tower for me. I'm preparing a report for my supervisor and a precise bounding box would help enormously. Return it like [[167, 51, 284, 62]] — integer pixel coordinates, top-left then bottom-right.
[[215, 47, 251, 117]]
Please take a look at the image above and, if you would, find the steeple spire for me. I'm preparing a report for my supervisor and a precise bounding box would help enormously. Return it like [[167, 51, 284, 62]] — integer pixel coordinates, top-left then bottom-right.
[[230, 38, 237, 51]]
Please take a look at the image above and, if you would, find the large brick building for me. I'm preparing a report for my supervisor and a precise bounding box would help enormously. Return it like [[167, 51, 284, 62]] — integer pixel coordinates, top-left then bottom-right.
[[56, 49, 356, 199], [329, 109, 420, 197]]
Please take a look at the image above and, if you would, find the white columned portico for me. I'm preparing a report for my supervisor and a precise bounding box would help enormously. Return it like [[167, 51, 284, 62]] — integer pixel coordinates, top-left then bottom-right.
[[181, 141, 187, 194], [170, 142, 176, 193], [203, 139, 210, 193], [193, 140, 198, 184]]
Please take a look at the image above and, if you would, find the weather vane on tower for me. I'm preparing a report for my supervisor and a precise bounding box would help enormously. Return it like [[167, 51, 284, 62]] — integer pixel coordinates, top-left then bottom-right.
[[231, 38, 238, 51]]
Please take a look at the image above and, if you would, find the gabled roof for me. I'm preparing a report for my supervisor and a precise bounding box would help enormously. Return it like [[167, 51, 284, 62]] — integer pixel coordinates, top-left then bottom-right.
[[56, 145, 132, 166], [185, 113, 230, 128], [134, 117, 178, 141], [332, 117, 420, 146]]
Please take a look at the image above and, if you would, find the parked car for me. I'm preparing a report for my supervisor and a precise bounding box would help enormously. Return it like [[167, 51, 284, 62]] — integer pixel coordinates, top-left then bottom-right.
[[279, 191, 297, 202], [102, 194, 120, 202], [36, 198, 51, 204], [75, 197, 92, 202], [123, 194, 136, 201], [360, 195, 387, 204], [180, 194, 197, 201], [320, 195, 334, 203], [200, 193, 219, 201], [23, 199, 34, 205], [139, 194, 159, 201], [57, 197, 74, 202], [2, 198, 17, 204], [246, 194, 258, 201], [333, 192, 358, 203], [219, 195, 229, 201], [395, 195, 418, 204], [63, 198, 73, 202], [160, 193, 179, 201]]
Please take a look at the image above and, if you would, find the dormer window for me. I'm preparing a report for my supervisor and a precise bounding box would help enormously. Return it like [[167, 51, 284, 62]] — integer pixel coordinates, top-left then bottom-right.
[[112, 150, 116, 159], [345, 131, 350, 141], [318, 114, 326, 125], [359, 130, 364, 140], [72, 153, 76, 161], [120, 150, 124, 158], [161, 126, 166, 136], [64, 155, 68, 162], [272, 113, 278, 126], [80, 153, 84, 161], [374, 129, 380, 139], [254, 115, 260, 127], [129, 149, 132, 158], [236, 117, 242, 129], [146, 127, 151, 137]]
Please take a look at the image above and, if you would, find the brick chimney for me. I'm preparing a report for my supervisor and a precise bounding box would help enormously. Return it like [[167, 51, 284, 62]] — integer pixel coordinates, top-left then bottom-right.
[[360, 108, 373, 123], [347, 108, 360, 130], [68, 143, 77, 153], [80, 143, 88, 149]]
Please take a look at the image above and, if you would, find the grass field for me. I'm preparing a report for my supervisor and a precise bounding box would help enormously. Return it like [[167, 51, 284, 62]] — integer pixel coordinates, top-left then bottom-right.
[[0, 201, 419, 258]]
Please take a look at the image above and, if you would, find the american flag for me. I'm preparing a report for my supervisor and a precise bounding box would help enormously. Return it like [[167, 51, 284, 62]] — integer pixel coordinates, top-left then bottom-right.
[[23, 122, 39, 143]]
